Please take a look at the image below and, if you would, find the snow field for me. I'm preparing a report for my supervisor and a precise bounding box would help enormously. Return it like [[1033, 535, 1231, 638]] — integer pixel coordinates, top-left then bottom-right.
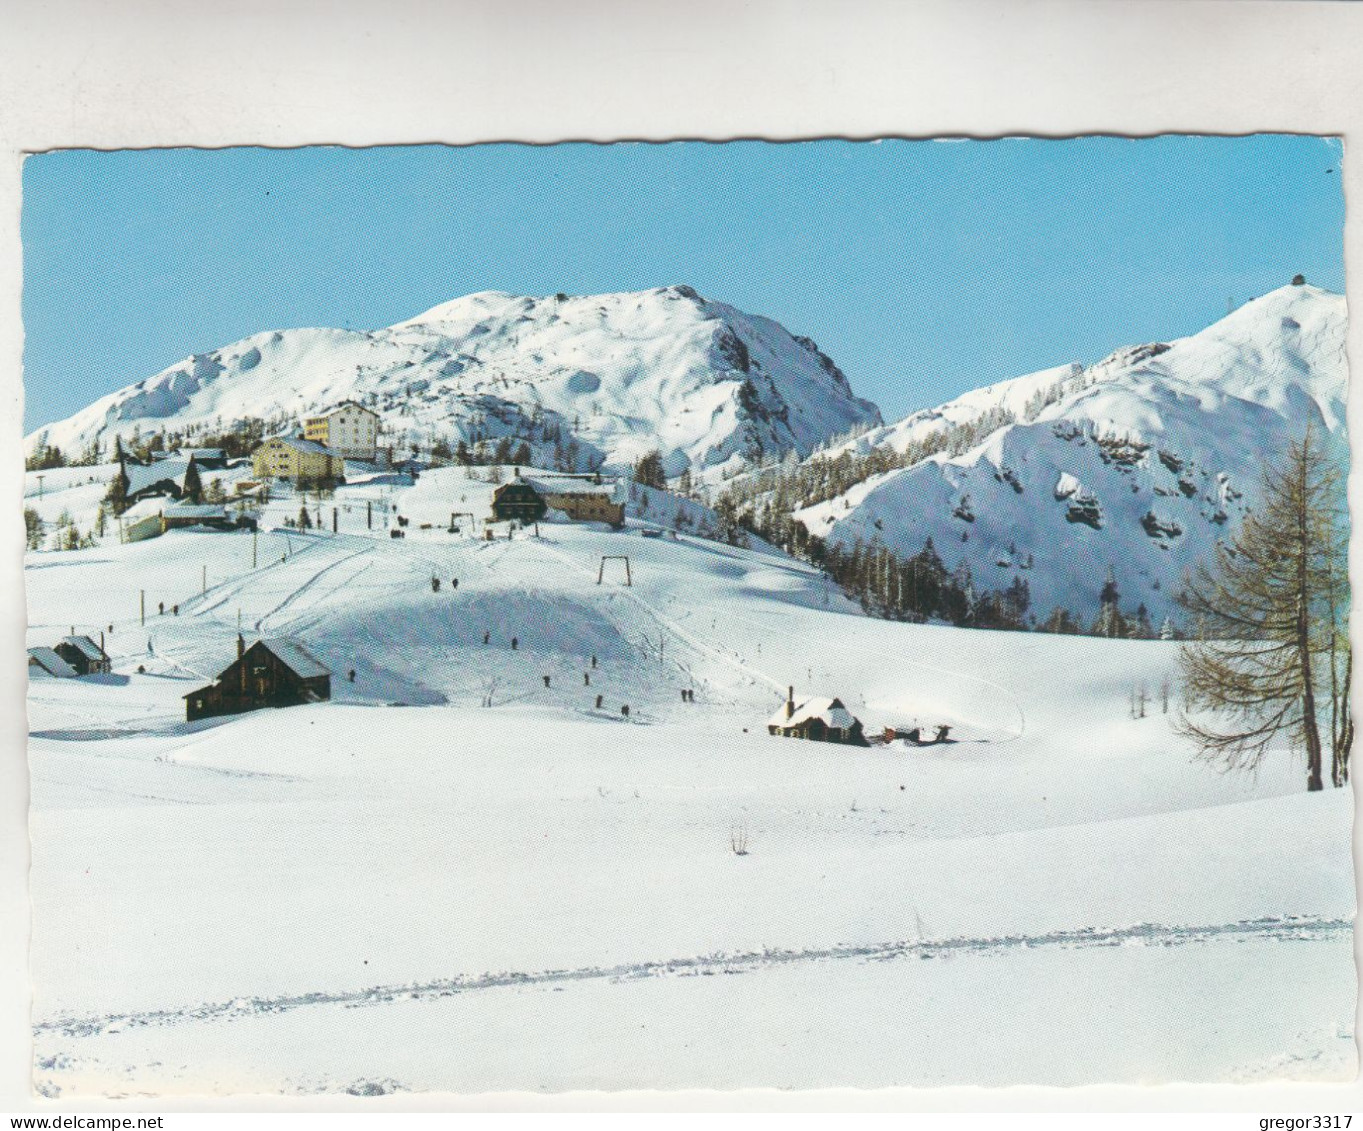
[[24, 459, 1356, 1092], [33, 932, 1355, 1094]]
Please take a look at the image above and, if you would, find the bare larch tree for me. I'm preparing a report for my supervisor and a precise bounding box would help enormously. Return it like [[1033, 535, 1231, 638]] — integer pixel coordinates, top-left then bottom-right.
[[1176, 421, 1350, 791]]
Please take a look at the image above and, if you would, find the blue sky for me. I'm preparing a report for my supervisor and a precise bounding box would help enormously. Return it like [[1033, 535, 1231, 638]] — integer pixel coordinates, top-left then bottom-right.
[[21, 136, 1344, 432]]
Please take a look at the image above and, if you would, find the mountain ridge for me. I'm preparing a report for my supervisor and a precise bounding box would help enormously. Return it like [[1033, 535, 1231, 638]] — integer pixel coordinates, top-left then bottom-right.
[[26, 284, 882, 475], [729, 282, 1347, 628]]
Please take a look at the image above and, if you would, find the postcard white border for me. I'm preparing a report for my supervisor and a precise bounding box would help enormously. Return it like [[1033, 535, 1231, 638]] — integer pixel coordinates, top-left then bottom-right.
[[2, 0, 1361, 1117]]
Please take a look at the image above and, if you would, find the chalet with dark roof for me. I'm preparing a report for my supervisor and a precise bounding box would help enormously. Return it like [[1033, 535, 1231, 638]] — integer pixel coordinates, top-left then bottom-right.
[[490, 479, 549, 524], [185, 636, 331, 722], [118, 455, 201, 506], [55, 635, 111, 676]]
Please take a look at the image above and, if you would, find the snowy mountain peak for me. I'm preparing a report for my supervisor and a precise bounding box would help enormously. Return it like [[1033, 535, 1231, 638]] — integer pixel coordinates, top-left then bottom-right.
[[780, 283, 1347, 628], [28, 286, 883, 475]]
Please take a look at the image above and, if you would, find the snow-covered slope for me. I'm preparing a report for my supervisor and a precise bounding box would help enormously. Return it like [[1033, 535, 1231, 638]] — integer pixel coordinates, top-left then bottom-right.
[[24, 496, 1355, 1091], [793, 283, 1348, 626], [26, 286, 881, 475]]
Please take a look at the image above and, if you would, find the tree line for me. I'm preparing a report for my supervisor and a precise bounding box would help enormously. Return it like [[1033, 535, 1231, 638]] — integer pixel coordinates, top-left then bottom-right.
[[27, 416, 282, 471]]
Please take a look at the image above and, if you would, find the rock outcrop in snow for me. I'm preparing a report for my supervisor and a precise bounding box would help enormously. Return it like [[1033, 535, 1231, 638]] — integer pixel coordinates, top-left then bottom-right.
[[26, 286, 882, 475], [789, 283, 1348, 627]]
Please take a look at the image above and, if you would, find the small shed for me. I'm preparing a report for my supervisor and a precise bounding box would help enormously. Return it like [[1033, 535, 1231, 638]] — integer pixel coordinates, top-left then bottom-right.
[[55, 635, 112, 676], [767, 688, 868, 745], [117, 498, 168, 543], [161, 503, 233, 532], [28, 647, 78, 679], [184, 636, 331, 722]]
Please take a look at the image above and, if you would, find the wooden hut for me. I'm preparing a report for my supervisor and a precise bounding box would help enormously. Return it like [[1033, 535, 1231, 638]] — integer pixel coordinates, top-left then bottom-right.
[[184, 636, 331, 722], [54, 635, 111, 676], [160, 503, 234, 532], [767, 687, 868, 745]]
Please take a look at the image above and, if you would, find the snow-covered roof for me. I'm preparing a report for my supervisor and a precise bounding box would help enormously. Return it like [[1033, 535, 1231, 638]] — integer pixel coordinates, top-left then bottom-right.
[[123, 458, 192, 496], [163, 503, 229, 520], [492, 480, 541, 499], [119, 497, 168, 521], [258, 638, 331, 679], [28, 647, 78, 678], [308, 399, 379, 421], [262, 436, 335, 457], [181, 448, 225, 460], [524, 474, 618, 498], [767, 696, 859, 730], [61, 635, 107, 661]]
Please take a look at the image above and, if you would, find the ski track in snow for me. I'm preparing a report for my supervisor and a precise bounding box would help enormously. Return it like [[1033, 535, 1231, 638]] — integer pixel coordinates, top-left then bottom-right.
[[251, 541, 377, 632], [186, 536, 331, 620], [35, 916, 1348, 1040]]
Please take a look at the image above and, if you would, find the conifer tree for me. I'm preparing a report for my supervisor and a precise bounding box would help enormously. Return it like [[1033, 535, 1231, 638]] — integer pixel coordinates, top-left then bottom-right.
[[1091, 567, 1127, 638], [182, 459, 203, 505], [105, 461, 129, 516], [1041, 607, 1080, 635], [24, 507, 42, 550], [1132, 603, 1154, 639], [633, 449, 667, 490]]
